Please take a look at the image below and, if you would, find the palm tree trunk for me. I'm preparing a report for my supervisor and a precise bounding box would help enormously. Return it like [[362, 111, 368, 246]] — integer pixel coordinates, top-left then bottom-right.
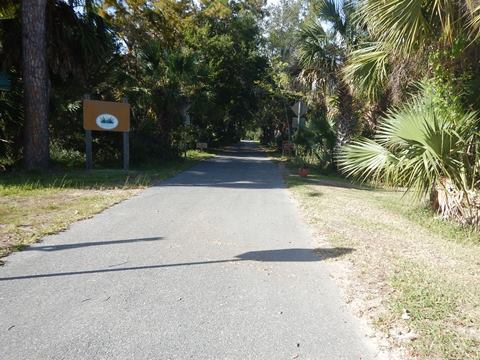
[[336, 80, 355, 145], [22, 0, 49, 170]]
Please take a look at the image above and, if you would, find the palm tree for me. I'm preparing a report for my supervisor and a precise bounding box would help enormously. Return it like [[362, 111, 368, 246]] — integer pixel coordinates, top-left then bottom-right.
[[338, 83, 480, 224], [296, 0, 358, 145], [342, 0, 480, 103], [334, 0, 480, 225]]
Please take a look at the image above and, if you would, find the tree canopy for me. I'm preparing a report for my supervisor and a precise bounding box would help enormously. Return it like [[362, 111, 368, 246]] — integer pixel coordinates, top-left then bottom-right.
[[3, 0, 480, 225], [0, 0, 270, 166]]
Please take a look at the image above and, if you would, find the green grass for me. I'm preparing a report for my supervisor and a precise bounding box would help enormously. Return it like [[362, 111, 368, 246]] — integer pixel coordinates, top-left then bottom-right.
[[278, 147, 480, 245], [0, 150, 214, 261], [386, 260, 478, 359], [373, 194, 480, 245], [0, 150, 213, 196]]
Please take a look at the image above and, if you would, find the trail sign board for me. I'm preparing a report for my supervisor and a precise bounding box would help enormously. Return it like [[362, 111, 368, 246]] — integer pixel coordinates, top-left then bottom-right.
[[83, 98, 130, 170], [291, 100, 307, 117], [83, 100, 130, 132]]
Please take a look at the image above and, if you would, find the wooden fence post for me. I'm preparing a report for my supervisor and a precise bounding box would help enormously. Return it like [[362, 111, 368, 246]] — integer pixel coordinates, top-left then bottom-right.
[[122, 96, 129, 171], [84, 94, 92, 170]]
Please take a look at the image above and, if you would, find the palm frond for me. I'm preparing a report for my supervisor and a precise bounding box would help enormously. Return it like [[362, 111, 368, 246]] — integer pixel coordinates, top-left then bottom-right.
[[359, 0, 473, 52], [342, 42, 389, 100], [316, 0, 346, 36], [358, 0, 429, 54], [0, 0, 18, 19], [466, 2, 480, 39], [338, 138, 399, 183], [338, 84, 480, 197], [296, 20, 338, 81]]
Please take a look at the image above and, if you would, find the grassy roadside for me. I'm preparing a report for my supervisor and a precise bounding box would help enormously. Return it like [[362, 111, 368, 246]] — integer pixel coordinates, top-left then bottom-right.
[[0, 150, 213, 262], [276, 157, 480, 359]]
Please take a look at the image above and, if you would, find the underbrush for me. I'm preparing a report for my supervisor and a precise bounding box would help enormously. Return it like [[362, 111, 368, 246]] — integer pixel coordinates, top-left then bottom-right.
[[274, 150, 480, 241], [281, 160, 480, 359]]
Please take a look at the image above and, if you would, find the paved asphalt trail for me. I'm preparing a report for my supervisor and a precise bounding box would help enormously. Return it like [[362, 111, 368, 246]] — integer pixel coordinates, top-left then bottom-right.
[[0, 142, 376, 359]]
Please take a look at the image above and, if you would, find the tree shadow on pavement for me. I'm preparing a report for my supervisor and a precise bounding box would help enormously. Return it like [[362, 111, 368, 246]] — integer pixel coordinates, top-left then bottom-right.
[[237, 247, 353, 262], [157, 156, 284, 190], [23, 237, 164, 252], [0, 247, 354, 281]]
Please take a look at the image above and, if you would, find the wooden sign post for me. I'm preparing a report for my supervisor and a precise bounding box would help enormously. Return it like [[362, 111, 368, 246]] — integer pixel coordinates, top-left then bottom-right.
[[83, 96, 131, 170]]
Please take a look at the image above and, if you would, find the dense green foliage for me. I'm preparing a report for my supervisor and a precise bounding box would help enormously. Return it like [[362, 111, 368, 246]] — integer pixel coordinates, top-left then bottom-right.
[[2, 0, 480, 224], [260, 0, 480, 225], [335, 0, 480, 224], [0, 0, 268, 167], [339, 83, 480, 198]]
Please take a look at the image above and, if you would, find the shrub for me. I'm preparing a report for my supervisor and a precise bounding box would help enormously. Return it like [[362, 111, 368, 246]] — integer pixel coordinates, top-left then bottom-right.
[[338, 83, 480, 226]]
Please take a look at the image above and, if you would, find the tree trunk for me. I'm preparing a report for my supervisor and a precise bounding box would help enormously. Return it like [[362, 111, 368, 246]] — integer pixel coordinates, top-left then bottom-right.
[[22, 0, 49, 170], [336, 80, 355, 146]]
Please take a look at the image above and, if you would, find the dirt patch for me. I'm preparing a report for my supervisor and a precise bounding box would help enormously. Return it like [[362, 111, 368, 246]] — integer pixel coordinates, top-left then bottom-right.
[[0, 188, 141, 261]]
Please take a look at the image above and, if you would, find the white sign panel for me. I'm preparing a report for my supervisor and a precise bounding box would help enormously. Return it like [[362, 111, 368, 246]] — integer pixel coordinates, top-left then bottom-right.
[[96, 113, 119, 130]]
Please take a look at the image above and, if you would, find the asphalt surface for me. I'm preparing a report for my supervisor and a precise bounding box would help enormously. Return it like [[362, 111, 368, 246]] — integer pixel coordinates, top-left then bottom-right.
[[0, 142, 376, 359]]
